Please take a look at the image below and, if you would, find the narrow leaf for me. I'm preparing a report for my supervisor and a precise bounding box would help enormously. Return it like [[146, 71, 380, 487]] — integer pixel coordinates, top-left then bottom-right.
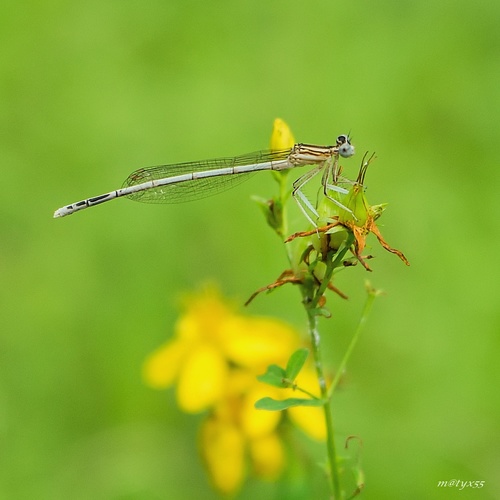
[[285, 348, 309, 380], [255, 397, 325, 411]]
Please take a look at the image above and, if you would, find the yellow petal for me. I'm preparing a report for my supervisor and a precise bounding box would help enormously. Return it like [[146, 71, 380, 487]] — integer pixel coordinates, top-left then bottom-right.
[[285, 367, 326, 441], [240, 386, 282, 439], [270, 118, 296, 151], [201, 418, 246, 495], [249, 433, 285, 480], [176, 287, 237, 343], [288, 405, 326, 441], [221, 316, 300, 370], [177, 344, 228, 413], [142, 339, 188, 389], [225, 369, 255, 397]]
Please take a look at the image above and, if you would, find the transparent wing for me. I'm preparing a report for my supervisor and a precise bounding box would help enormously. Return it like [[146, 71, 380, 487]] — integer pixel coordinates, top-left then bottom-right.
[[122, 149, 292, 204]]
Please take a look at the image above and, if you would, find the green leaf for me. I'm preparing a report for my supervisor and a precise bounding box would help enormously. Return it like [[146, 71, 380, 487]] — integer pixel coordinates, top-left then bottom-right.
[[255, 397, 325, 411], [285, 348, 309, 380], [257, 364, 287, 388], [309, 307, 332, 318], [325, 224, 347, 235], [251, 195, 283, 233], [318, 307, 332, 318]]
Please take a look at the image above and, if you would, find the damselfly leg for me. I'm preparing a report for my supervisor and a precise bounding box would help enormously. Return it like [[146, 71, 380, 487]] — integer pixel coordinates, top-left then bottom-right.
[[291, 135, 356, 226]]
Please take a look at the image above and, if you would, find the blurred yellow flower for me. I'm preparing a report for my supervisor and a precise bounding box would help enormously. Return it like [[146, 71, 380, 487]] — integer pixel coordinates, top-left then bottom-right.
[[248, 432, 284, 479], [143, 287, 327, 494], [143, 288, 300, 412], [200, 369, 286, 494], [143, 289, 234, 413], [201, 416, 245, 495]]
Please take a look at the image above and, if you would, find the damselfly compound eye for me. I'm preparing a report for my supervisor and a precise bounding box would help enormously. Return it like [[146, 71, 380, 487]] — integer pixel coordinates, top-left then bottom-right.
[[337, 135, 355, 158]]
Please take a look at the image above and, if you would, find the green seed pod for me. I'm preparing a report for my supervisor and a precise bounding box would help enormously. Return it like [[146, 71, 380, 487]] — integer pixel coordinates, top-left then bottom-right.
[[339, 153, 376, 227]]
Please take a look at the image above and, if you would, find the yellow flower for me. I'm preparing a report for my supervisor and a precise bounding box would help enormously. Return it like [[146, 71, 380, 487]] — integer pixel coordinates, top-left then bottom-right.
[[270, 118, 296, 151], [143, 288, 236, 412], [144, 287, 302, 412], [143, 287, 328, 494]]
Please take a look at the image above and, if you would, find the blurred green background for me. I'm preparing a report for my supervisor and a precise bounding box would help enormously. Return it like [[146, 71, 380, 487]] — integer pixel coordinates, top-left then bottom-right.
[[2, 0, 499, 498]]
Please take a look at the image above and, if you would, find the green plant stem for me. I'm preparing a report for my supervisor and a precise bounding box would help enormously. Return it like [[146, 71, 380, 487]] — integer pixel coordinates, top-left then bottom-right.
[[307, 307, 341, 499], [291, 384, 321, 400], [283, 378, 321, 399], [312, 233, 355, 308], [303, 232, 356, 499]]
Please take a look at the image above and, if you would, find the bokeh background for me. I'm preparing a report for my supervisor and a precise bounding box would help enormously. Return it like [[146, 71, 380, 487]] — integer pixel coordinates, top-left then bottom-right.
[[2, 0, 499, 498]]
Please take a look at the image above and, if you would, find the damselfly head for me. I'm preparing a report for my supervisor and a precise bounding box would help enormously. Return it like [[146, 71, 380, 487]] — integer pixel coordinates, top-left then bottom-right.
[[336, 134, 355, 158]]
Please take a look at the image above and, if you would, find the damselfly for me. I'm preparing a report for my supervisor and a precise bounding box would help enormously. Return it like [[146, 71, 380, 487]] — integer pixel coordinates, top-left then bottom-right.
[[53, 135, 355, 222]]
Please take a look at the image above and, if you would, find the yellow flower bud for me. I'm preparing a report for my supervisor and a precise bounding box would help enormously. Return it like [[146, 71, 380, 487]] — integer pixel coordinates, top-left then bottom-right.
[[270, 118, 296, 151]]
